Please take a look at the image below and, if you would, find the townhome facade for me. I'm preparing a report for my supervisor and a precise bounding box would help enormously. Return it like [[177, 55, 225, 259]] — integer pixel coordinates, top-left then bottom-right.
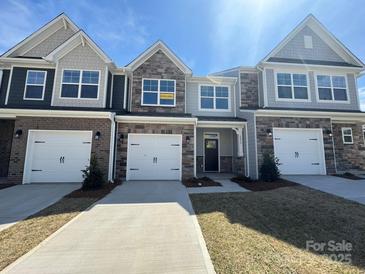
[[0, 13, 364, 185]]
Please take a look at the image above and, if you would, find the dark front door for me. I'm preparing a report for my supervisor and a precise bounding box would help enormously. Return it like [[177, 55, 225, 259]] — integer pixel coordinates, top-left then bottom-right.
[[204, 139, 219, 172]]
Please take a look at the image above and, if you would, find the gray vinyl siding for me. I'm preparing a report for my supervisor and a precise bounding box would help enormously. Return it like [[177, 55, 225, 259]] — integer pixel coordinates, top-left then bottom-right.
[[213, 69, 240, 113], [23, 27, 75, 57], [0, 70, 10, 106], [52, 44, 107, 108], [112, 75, 125, 110], [196, 128, 233, 156], [274, 26, 345, 63], [6, 67, 55, 107], [265, 68, 360, 110], [186, 80, 235, 117], [238, 111, 258, 179]]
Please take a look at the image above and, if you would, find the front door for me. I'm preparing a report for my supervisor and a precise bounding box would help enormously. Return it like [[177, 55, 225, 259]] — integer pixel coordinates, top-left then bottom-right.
[[204, 139, 219, 172]]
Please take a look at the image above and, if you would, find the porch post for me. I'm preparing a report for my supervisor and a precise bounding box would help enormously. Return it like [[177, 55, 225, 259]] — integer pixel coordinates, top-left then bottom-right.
[[233, 128, 243, 157]]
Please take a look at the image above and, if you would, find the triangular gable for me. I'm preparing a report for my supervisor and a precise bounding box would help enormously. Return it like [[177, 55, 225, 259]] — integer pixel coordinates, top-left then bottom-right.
[[261, 14, 364, 67], [44, 31, 113, 64], [126, 40, 192, 74], [2, 13, 79, 58]]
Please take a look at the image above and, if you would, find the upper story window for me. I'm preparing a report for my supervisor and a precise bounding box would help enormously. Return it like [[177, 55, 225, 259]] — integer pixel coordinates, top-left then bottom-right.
[[342, 127, 353, 144], [61, 70, 99, 99], [142, 79, 176, 106], [24, 70, 47, 100], [200, 85, 230, 110], [276, 73, 308, 100], [317, 75, 348, 102]]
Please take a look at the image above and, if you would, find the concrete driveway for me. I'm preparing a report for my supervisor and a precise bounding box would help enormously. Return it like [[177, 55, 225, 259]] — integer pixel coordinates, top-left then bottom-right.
[[0, 184, 79, 231], [283, 175, 365, 205], [3, 181, 215, 274]]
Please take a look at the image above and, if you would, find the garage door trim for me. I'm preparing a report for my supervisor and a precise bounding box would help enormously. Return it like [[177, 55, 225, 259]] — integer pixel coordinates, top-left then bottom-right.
[[23, 130, 93, 184], [272, 127, 327, 175], [126, 133, 183, 181]]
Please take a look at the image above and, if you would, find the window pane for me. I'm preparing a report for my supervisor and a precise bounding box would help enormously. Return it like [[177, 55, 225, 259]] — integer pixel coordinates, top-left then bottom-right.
[[216, 98, 228, 109], [216, 86, 228, 97], [277, 73, 291, 85], [27, 71, 45, 85], [143, 92, 158, 104], [343, 129, 352, 135], [333, 88, 347, 101], [143, 79, 158, 91], [318, 88, 332, 100], [293, 74, 307, 86], [25, 86, 43, 99], [63, 70, 80, 83], [294, 87, 308, 99], [81, 85, 98, 98], [160, 80, 175, 92], [200, 86, 214, 97], [61, 84, 78, 97], [317, 75, 331, 87], [201, 98, 214, 109], [344, 136, 353, 143], [160, 99, 174, 105], [332, 76, 346, 88], [278, 86, 292, 98], [82, 71, 99, 84]]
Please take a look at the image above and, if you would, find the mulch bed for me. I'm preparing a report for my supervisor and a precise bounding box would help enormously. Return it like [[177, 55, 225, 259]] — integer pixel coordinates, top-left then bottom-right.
[[333, 172, 364, 180], [65, 182, 121, 198], [182, 177, 222, 188], [0, 184, 16, 190], [231, 176, 298, 191]]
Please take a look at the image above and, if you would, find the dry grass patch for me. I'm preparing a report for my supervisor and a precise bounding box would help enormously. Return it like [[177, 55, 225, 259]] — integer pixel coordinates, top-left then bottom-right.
[[190, 186, 365, 274], [0, 183, 119, 271]]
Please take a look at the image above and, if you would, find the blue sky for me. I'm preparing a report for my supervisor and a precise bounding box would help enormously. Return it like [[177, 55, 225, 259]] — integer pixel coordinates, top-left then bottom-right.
[[1, 0, 365, 105]]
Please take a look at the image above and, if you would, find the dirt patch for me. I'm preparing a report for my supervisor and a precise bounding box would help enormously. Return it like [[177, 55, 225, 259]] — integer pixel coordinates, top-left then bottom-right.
[[183, 177, 222, 188], [231, 176, 298, 191]]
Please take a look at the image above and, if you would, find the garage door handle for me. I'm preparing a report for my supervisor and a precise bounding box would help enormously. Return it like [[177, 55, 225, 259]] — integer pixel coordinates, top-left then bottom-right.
[[60, 156, 65, 164], [31, 169, 42, 172]]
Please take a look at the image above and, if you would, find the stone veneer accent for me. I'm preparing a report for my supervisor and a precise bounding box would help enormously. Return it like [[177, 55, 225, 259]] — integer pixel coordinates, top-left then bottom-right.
[[233, 157, 245, 176], [8, 117, 111, 184], [220, 156, 233, 173], [116, 123, 194, 181], [0, 120, 14, 177], [332, 122, 365, 171], [256, 116, 336, 175], [131, 49, 186, 113], [240, 72, 259, 109], [196, 156, 244, 174]]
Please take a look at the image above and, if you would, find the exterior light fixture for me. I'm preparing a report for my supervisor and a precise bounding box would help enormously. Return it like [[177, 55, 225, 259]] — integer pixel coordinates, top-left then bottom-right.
[[95, 131, 101, 140], [326, 129, 333, 137], [15, 129, 23, 138], [186, 136, 191, 144], [266, 128, 272, 137]]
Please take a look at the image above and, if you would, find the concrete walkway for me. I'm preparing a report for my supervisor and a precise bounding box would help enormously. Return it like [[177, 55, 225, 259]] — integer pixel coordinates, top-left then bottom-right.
[[187, 179, 249, 194], [0, 184, 79, 231], [283, 175, 365, 205], [3, 181, 215, 274]]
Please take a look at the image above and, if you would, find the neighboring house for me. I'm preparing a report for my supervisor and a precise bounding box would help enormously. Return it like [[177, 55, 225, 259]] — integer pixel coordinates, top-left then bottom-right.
[[0, 13, 364, 184]]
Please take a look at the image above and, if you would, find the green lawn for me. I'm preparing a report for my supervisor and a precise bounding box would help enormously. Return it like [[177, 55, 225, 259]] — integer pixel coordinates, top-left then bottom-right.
[[190, 186, 365, 274]]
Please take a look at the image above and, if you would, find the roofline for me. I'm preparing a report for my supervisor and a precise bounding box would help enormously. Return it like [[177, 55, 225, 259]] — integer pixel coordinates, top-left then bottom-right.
[[261, 61, 364, 72], [187, 75, 237, 84], [116, 115, 197, 124], [1, 13, 79, 58], [126, 40, 192, 75], [209, 66, 257, 76]]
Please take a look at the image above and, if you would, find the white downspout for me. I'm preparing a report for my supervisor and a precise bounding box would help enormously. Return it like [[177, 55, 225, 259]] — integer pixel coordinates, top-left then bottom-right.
[[108, 112, 116, 182]]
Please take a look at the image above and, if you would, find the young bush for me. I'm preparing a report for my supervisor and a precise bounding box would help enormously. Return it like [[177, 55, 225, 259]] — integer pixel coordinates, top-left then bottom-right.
[[81, 155, 106, 190], [259, 153, 280, 182]]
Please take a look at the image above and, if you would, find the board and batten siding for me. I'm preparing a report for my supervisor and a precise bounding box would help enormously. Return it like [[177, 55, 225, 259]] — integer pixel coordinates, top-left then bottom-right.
[[265, 68, 359, 110], [186, 81, 235, 116], [52, 44, 107, 108], [0, 70, 10, 106], [112, 75, 125, 110]]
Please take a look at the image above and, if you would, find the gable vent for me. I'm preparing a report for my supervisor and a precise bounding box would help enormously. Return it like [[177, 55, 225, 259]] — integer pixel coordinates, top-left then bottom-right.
[[304, 35, 313, 49]]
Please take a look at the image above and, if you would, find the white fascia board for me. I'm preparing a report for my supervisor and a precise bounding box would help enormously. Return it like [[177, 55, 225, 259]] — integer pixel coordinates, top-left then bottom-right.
[[0, 108, 113, 119], [116, 115, 197, 125], [187, 75, 237, 84], [261, 61, 363, 73], [0, 57, 54, 67], [197, 120, 246, 128]]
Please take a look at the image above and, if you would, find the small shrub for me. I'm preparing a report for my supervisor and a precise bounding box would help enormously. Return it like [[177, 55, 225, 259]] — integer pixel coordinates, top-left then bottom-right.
[[259, 153, 280, 182], [81, 155, 106, 190]]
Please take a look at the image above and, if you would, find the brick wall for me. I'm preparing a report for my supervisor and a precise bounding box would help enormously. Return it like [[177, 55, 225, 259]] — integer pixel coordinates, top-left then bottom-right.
[[333, 122, 365, 171], [0, 120, 14, 177], [240, 72, 259, 109], [131, 49, 186, 113], [8, 117, 111, 184], [256, 116, 336, 175], [116, 123, 194, 181]]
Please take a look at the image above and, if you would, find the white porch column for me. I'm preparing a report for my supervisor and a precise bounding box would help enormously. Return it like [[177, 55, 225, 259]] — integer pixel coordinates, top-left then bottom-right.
[[233, 127, 243, 157]]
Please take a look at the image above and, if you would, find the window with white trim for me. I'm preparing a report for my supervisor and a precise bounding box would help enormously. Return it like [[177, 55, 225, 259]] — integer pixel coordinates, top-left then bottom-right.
[[317, 75, 348, 102], [142, 79, 175, 106], [276, 73, 308, 100], [200, 85, 229, 110], [61, 70, 99, 99], [342, 127, 353, 144], [24, 70, 47, 100]]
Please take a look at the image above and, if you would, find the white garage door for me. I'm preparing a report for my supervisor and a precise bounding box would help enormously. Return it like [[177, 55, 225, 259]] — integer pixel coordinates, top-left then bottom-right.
[[24, 130, 92, 183], [127, 134, 182, 181], [273, 128, 326, 175]]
